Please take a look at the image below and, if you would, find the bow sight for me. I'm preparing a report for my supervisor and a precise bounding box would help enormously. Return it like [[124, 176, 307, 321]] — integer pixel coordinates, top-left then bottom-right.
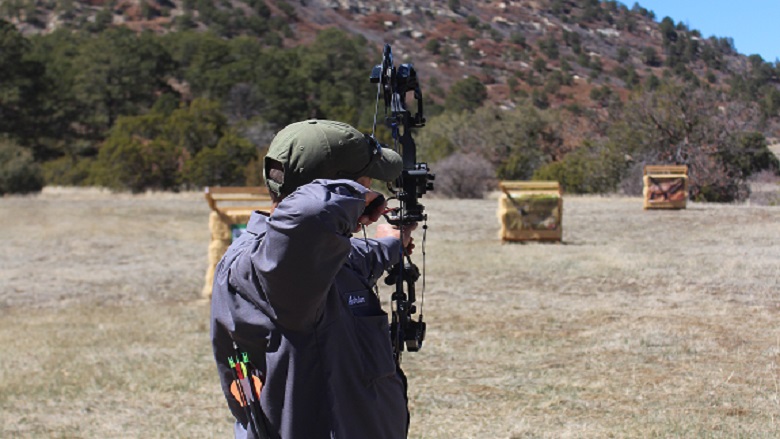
[[369, 44, 434, 363], [370, 44, 433, 225]]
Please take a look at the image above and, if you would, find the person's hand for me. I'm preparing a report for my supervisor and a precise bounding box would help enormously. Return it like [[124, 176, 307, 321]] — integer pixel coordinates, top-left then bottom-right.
[[376, 222, 418, 255], [355, 190, 387, 232]]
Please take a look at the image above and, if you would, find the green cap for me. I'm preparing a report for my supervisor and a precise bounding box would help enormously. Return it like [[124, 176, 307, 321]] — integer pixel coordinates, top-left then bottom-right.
[[264, 119, 403, 197]]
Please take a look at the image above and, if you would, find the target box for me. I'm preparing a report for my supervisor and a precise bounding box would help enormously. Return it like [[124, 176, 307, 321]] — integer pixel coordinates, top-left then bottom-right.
[[643, 165, 688, 210], [497, 181, 563, 242], [202, 186, 273, 298]]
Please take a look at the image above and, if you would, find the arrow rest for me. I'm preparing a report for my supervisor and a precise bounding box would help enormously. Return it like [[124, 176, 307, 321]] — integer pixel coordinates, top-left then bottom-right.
[[369, 44, 435, 364]]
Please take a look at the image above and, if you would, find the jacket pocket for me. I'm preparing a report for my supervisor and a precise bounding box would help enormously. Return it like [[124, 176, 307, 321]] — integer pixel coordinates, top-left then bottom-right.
[[353, 313, 396, 385]]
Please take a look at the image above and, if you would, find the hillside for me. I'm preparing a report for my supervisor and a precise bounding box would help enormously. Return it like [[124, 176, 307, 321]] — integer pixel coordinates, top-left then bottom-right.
[[5, 0, 771, 111], [2, 0, 779, 200]]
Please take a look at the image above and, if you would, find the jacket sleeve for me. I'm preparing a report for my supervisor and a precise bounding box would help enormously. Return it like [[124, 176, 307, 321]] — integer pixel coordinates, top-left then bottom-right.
[[255, 179, 368, 332], [347, 236, 403, 286]]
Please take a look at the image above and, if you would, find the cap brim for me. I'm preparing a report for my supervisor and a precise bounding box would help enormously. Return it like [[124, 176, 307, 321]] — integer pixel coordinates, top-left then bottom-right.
[[365, 147, 403, 182]]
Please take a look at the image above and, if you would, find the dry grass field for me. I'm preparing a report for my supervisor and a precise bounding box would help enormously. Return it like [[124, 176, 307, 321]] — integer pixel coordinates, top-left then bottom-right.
[[1, 186, 779, 438]]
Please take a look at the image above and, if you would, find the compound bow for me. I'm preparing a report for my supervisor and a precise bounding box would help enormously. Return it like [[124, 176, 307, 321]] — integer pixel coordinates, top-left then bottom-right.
[[369, 44, 435, 365]]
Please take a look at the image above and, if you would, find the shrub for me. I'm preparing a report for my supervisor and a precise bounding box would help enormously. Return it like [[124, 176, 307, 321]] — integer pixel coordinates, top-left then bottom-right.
[[537, 36, 559, 60], [532, 57, 546, 73], [92, 136, 182, 193], [531, 89, 550, 109], [644, 74, 661, 91], [688, 148, 750, 203], [533, 141, 627, 194], [444, 76, 487, 113], [0, 138, 44, 195], [41, 155, 95, 187], [90, 98, 244, 192], [243, 155, 265, 186], [432, 152, 496, 199], [719, 132, 779, 178], [509, 32, 526, 46], [543, 71, 564, 95], [425, 39, 441, 55], [642, 46, 661, 66], [590, 85, 614, 106], [616, 46, 630, 63], [416, 104, 558, 182], [183, 131, 258, 187]]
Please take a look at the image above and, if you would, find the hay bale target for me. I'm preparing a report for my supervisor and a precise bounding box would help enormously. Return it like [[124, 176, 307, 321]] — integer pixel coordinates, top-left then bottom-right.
[[643, 165, 688, 210], [202, 186, 273, 298], [497, 181, 563, 242]]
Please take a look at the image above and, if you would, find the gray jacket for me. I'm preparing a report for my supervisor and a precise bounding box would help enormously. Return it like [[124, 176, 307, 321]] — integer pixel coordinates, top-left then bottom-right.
[[211, 179, 408, 439]]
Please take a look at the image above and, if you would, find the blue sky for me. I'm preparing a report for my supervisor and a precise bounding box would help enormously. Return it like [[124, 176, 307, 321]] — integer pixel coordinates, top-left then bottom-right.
[[640, 0, 779, 62]]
